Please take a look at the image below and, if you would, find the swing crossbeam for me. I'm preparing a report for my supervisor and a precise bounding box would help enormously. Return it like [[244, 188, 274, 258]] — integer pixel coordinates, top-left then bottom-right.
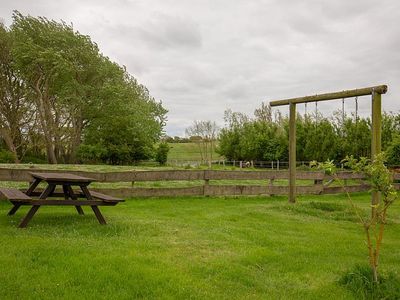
[[268, 84, 387, 212], [269, 85, 387, 107]]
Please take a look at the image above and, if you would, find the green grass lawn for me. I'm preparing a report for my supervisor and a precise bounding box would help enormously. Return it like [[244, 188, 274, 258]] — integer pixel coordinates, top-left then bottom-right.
[[0, 193, 399, 299]]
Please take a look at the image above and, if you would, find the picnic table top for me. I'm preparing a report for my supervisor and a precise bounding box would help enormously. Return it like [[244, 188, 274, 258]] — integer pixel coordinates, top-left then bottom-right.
[[30, 172, 94, 183]]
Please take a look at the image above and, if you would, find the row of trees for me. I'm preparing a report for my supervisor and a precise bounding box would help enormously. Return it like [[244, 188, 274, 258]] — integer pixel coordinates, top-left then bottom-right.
[[217, 104, 400, 165], [0, 12, 166, 164]]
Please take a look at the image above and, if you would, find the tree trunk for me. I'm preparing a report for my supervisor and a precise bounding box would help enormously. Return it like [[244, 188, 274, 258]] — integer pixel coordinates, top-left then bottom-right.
[[0, 127, 20, 163], [47, 148, 57, 164], [69, 116, 84, 163], [33, 76, 57, 164]]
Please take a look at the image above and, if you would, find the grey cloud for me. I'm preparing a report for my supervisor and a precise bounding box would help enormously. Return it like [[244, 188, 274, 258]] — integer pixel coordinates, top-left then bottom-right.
[[134, 14, 202, 50], [1, 0, 400, 136]]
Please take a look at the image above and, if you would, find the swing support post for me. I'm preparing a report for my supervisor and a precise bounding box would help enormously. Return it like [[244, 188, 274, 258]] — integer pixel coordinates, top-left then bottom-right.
[[289, 102, 296, 203], [371, 90, 382, 217], [269, 85, 387, 204]]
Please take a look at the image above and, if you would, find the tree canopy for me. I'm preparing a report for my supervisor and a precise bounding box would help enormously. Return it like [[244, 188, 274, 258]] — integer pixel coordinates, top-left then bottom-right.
[[218, 105, 400, 165], [0, 12, 167, 164]]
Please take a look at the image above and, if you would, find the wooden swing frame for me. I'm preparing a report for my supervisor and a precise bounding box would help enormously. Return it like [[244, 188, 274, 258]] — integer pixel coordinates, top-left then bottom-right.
[[269, 85, 388, 205]]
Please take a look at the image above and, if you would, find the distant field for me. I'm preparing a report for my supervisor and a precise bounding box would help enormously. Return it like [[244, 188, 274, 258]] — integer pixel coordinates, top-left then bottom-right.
[[167, 142, 223, 161]]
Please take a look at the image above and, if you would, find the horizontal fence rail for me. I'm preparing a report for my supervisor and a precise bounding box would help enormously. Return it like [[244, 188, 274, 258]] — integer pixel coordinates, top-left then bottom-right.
[[0, 168, 398, 198]]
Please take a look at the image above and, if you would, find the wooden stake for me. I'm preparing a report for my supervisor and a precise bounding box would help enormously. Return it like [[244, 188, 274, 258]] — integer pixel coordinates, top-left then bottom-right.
[[289, 102, 296, 203]]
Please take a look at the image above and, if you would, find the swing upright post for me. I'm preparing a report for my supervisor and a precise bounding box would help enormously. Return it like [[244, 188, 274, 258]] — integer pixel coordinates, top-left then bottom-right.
[[289, 102, 296, 203], [371, 89, 382, 214], [269, 85, 388, 204]]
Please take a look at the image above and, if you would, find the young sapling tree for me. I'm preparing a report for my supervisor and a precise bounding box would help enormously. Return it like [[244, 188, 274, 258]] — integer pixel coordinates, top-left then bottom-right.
[[312, 153, 397, 283]]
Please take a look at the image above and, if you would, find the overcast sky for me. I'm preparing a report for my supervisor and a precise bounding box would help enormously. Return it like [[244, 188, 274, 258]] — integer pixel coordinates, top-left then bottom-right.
[[1, 0, 399, 136]]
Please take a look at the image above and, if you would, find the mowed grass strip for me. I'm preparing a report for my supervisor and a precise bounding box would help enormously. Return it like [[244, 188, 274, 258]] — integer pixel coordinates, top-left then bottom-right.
[[0, 163, 172, 172], [0, 179, 316, 190], [0, 179, 354, 190], [0, 193, 399, 299]]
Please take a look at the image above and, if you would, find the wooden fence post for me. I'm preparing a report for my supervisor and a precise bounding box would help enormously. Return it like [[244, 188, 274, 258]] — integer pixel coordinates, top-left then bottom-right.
[[269, 178, 275, 196], [204, 170, 209, 196]]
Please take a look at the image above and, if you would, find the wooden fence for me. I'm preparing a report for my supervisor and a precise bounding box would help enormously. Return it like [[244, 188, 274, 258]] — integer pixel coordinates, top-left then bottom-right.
[[1, 168, 398, 198]]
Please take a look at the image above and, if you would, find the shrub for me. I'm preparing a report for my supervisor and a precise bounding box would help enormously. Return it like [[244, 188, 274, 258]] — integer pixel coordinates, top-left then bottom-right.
[[21, 154, 47, 164], [76, 144, 106, 164], [155, 142, 169, 165], [102, 144, 132, 165], [0, 149, 16, 163], [386, 135, 400, 166]]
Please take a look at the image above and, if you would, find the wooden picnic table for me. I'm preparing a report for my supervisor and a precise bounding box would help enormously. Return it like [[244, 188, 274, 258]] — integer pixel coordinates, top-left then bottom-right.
[[0, 172, 124, 228]]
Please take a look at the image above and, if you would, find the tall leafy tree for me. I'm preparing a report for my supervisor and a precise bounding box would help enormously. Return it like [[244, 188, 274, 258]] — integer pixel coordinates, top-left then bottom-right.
[[295, 114, 340, 161], [82, 72, 167, 164], [381, 112, 400, 150], [0, 22, 33, 162], [11, 12, 113, 163], [218, 108, 285, 161], [8, 11, 167, 164]]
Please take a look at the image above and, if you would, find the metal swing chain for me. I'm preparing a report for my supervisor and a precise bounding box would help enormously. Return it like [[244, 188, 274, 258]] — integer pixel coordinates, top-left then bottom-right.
[[305, 102, 307, 117], [353, 96, 359, 141], [342, 98, 345, 126], [314, 101, 318, 134], [355, 96, 358, 122]]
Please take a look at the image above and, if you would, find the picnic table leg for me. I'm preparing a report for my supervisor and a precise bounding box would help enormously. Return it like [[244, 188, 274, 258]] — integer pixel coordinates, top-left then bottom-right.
[[91, 206, 107, 225], [8, 202, 22, 216], [79, 185, 93, 200], [40, 184, 56, 199], [17, 184, 54, 228], [80, 185, 106, 225], [19, 205, 40, 228], [63, 185, 84, 215], [25, 178, 42, 196]]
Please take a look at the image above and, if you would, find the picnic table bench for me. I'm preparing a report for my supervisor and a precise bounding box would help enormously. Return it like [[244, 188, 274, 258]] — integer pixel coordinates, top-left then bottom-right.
[[0, 172, 124, 228]]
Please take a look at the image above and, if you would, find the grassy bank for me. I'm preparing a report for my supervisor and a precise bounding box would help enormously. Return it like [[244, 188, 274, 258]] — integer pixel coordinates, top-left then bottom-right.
[[0, 193, 399, 299]]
